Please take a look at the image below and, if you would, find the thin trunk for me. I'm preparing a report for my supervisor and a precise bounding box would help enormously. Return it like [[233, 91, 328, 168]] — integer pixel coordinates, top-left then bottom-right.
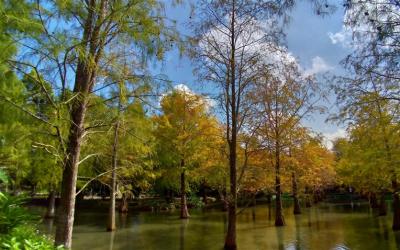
[[275, 143, 285, 226], [379, 193, 387, 216], [251, 194, 256, 222], [305, 187, 311, 208], [119, 193, 129, 213], [45, 190, 56, 218], [107, 120, 119, 231], [224, 1, 237, 249], [369, 192, 379, 209], [180, 160, 189, 219], [292, 172, 301, 215], [392, 180, 400, 230], [221, 178, 229, 211], [203, 185, 207, 205]]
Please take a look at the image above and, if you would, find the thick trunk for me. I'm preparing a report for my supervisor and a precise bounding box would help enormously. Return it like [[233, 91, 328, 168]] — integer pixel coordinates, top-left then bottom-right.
[[275, 146, 285, 226], [55, 98, 87, 248], [292, 173, 301, 215], [180, 167, 189, 219], [107, 121, 119, 231], [379, 193, 387, 216], [54, 0, 102, 246], [392, 180, 400, 230], [45, 190, 56, 218]]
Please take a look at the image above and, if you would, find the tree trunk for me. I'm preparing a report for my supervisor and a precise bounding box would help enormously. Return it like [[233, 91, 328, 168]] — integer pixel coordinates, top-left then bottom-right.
[[119, 193, 129, 214], [107, 120, 119, 231], [224, 127, 237, 249], [221, 179, 229, 211], [54, 0, 104, 246], [369, 192, 379, 209], [379, 193, 387, 216], [305, 197, 312, 208], [224, 4, 237, 247], [305, 187, 312, 208], [180, 164, 189, 219], [203, 186, 207, 205], [55, 98, 87, 248], [45, 190, 56, 218], [292, 172, 301, 215], [392, 180, 400, 230], [275, 145, 285, 226]]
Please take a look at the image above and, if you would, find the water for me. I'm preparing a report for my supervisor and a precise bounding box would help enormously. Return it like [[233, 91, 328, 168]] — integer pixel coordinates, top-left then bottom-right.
[[39, 203, 400, 250]]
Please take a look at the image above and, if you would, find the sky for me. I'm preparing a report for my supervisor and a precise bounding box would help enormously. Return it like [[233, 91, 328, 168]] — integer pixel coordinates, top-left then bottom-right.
[[151, 1, 352, 149]]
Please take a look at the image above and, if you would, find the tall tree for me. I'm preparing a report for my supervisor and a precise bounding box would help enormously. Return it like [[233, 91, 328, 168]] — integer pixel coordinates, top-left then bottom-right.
[[6, 0, 180, 247], [250, 58, 322, 226], [191, 1, 333, 247], [154, 87, 219, 219]]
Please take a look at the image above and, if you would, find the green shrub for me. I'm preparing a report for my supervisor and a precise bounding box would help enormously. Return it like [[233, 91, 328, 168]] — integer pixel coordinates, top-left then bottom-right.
[[0, 192, 34, 234], [1, 226, 62, 250], [0, 192, 63, 250], [188, 195, 204, 208]]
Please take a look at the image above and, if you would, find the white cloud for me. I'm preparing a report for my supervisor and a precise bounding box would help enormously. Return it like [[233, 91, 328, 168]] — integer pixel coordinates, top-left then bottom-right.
[[173, 84, 194, 94], [328, 27, 352, 48], [323, 129, 347, 150], [160, 84, 216, 111], [304, 56, 333, 76]]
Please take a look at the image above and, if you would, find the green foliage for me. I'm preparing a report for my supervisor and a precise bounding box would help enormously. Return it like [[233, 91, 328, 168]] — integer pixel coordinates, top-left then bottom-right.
[[0, 192, 34, 234], [0, 191, 62, 250], [187, 194, 204, 208], [0, 170, 8, 184], [1, 226, 62, 250]]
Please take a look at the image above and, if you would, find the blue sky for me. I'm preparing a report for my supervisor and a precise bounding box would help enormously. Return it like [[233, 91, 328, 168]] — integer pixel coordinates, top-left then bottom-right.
[[151, 1, 351, 147]]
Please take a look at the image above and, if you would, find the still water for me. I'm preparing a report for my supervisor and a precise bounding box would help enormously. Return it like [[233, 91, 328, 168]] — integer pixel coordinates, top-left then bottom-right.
[[40, 203, 400, 250]]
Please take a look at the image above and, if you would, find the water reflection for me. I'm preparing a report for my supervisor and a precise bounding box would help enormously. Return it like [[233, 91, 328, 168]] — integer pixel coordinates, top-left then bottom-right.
[[35, 203, 400, 250]]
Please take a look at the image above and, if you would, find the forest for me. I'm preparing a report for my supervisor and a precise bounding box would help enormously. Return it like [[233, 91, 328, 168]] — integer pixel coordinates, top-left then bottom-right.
[[0, 0, 399, 250]]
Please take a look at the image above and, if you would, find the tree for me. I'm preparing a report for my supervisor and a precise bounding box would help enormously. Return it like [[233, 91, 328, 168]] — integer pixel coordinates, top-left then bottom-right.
[[341, 0, 400, 104], [334, 90, 400, 220], [5, 0, 180, 247], [154, 87, 219, 219], [191, 1, 285, 247], [249, 57, 322, 226], [191, 1, 334, 247]]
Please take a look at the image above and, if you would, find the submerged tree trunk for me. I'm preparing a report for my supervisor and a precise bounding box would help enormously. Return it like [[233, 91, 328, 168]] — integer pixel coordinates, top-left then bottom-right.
[[107, 120, 119, 231], [224, 121, 237, 249], [369, 192, 379, 209], [119, 193, 129, 214], [392, 180, 400, 230], [45, 190, 56, 218], [305, 187, 312, 208], [292, 172, 301, 215], [54, 0, 106, 246], [275, 143, 285, 227], [379, 193, 387, 216], [221, 178, 229, 212], [180, 160, 189, 219], [224, 3, 238, 247], [55, 98, 88, 248]]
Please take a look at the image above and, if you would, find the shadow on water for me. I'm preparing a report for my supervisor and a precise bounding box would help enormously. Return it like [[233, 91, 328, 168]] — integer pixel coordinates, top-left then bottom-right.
[[35, 202, 400, 250]]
